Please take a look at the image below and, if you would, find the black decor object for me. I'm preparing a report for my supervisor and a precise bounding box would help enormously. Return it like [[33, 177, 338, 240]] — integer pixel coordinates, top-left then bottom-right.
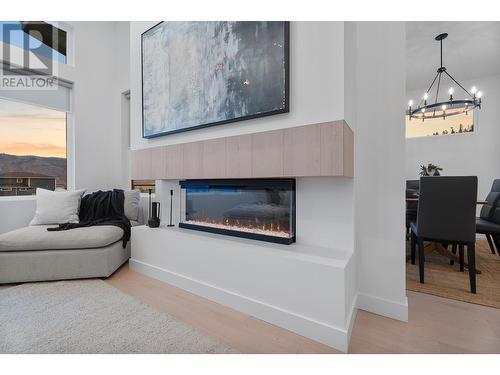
[[148, 189, 152, 219], [148, 202, 161, 228], [179, 179, 295, 245], [141, 21, 289, 138], [405, 179, 419, 236], [167, 189, 175, 227]]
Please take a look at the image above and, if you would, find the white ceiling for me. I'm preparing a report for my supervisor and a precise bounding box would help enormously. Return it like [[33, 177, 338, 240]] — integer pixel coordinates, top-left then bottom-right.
[[406, 22, 500, 92]]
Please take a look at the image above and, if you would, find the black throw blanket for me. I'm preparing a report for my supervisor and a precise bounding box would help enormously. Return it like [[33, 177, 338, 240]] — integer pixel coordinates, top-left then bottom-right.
[[48, 189, 131, 248]]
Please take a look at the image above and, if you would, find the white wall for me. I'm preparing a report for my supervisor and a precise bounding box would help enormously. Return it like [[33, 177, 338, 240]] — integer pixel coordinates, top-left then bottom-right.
[[115, 23, 132, 189], [130, 21, 354, 247], [128, 22, 360, 348], [406, 74, 500, 203], [129, 21, 353, 247], [62, 21, 130, 191], [349, 22, 408, 321], [130, 22, 345, 150], [0, 22, 131, 234], [296, 177, 353, 250]]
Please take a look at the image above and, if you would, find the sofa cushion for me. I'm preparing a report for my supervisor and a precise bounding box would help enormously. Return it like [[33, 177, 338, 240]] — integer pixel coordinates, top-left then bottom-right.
[[124, 190, 141, 222], [0, 225, 124, 252], [30, 188, 86, 225]]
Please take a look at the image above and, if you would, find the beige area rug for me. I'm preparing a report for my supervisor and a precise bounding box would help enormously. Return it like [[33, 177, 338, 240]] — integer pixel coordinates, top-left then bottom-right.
[[407, 240, 500, 309], [0, 279, 236, 354]]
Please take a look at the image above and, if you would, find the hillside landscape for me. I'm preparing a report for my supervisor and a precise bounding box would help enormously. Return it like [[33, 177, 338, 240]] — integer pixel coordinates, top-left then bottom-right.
[[0, 153, 67, 187]]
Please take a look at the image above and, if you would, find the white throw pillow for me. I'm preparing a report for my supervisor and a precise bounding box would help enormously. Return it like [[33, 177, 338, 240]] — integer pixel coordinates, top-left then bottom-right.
[[124, 189, 141, 222], [29, 188, 86, 225]]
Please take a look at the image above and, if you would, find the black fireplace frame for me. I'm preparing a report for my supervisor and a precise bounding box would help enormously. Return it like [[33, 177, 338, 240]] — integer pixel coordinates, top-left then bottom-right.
[[179, 178, 296, 245]]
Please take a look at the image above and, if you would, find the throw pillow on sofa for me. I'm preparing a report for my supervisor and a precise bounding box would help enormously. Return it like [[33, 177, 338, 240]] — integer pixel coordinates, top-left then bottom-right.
[[124, 189, 141, 222], [30, 188, 86, 225]]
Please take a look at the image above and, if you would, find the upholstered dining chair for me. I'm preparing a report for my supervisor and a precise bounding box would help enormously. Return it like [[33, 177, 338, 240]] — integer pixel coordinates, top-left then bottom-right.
[[410, 176, 478, 293], [406, 180, 419, 235], [476, 179, 500, 256]]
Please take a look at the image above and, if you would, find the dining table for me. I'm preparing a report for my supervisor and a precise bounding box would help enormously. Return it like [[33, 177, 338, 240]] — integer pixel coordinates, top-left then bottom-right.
[[405, 197, 487, 273]]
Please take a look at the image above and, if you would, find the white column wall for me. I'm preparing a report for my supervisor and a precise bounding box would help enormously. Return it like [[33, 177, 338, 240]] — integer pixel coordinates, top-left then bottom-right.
[[350, 22, 408, 321]]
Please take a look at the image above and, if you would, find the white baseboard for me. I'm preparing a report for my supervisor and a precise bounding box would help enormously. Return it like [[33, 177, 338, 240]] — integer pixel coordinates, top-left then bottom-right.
[[130, 258, 354, 352], [346, 294, 358, 335], [356, 292, 408, 322]]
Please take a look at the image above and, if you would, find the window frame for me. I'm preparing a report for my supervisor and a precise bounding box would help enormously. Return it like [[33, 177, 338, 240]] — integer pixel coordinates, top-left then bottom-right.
[[45, 21, 74, 67]]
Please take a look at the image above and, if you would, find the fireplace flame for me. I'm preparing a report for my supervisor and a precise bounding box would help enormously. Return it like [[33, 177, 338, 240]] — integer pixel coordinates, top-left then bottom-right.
[[184, 218, 291, 238]]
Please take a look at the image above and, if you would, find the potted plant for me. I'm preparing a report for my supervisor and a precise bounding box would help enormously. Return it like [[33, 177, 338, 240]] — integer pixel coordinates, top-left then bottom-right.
[[420, 163, 443, 176]]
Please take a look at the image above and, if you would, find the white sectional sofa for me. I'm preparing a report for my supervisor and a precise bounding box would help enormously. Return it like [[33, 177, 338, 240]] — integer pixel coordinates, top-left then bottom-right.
[[0, 224, 131, 284]]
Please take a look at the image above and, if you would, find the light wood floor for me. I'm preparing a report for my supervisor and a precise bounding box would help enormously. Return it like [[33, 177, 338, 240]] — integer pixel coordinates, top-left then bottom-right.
[[106, 261, 500, 354]]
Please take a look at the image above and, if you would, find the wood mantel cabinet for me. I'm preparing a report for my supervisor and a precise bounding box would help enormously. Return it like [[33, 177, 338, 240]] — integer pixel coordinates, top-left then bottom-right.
[[131, 120, 354, 180]]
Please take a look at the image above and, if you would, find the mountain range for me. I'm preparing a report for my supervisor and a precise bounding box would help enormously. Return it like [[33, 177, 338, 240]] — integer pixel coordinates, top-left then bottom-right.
[[0, 153, 67, 187]]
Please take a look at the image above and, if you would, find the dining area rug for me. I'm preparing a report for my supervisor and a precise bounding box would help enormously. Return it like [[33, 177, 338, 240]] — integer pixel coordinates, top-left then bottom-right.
[[407, 240, 500, 309]]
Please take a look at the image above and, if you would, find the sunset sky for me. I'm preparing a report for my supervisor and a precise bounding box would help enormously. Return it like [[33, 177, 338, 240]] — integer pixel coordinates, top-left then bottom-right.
[[0, 98, 66, 158], [406, 110, 474, 138]]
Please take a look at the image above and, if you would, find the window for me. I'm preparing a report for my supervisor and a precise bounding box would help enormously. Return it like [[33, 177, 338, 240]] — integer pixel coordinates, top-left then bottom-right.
[[406, 110, 475, 138], [0, 20, 71, 197], [0, 99, 67, 196], [131, 180, 155, 194], [0, 21, 67, 64]]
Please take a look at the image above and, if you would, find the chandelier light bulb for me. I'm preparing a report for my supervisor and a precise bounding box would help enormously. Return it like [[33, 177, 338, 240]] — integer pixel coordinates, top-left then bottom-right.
[[448, 87, 454, 95], [423, 93, 429, 100], [441, 104, 447, 111], [471, 86, 477, 94], [408, 100, 413, 107], [477, 91, 483, 99], [421, 107, 426, 113]]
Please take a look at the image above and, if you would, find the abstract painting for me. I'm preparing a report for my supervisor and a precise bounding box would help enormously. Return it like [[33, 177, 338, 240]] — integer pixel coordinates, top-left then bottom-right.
[[141, 21, 289, 138]]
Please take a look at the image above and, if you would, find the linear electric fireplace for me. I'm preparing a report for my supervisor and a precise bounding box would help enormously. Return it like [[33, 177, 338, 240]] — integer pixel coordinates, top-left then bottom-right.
[[179, 179, 296, 244]]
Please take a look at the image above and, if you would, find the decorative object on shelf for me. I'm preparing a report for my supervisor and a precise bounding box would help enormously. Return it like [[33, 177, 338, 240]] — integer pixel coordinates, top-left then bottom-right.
[[147, 188, 161, 228], [147, 189, 152, 219], [167, 189, 174, 227], [141, 21, 289, 138], [406, 33, 482, 121], [148, 202, 161, 228], [419, 163, 443, 177]]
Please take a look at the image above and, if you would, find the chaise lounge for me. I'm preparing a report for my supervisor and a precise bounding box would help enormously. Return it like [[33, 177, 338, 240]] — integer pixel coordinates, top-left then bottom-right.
[[0, 224, 131, 284], [0, 188, 143, 284]]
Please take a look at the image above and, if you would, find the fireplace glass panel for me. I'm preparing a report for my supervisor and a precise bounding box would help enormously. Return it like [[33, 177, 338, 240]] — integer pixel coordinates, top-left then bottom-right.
[[179, 179, 295, 244]]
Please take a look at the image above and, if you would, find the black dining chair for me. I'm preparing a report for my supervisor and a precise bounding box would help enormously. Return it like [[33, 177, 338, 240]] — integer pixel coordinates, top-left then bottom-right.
[[406, 180, 419, 236], [410, 176, 478, 293], [476, 179, 500, 256]]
